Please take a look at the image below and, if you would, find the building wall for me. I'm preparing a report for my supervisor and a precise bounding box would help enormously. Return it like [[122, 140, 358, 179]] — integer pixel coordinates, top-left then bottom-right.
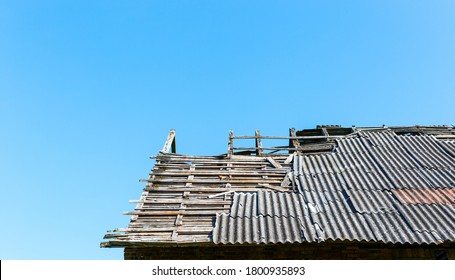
[[124, 242, 454, 260]]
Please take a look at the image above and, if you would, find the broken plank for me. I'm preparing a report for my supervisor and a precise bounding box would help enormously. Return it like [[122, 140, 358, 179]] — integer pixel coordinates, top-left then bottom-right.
[[208, 191, 235, 198], [267, 157, 283, 169]]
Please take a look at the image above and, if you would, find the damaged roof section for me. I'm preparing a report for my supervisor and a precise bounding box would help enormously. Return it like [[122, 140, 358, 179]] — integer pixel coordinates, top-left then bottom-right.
[[102, 125, 455, 248], [102, 153, 293, 247]]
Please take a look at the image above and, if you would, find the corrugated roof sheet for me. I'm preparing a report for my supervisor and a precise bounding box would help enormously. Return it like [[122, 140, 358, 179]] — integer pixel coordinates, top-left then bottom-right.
[[213, 131, 455, 245], [213, 190, 455, 245]]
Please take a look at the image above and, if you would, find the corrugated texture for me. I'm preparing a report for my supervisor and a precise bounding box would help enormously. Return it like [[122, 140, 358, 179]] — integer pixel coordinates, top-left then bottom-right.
[[214, 214, 306, 244], [214, 131, 455, 245], [440, 141, 455, 157], [363, 132, 455, 170], [214, 189, 455, 245]]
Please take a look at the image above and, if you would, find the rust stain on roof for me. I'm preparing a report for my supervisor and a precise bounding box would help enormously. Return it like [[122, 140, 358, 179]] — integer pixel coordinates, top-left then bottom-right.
[[393, 188, 455, 206]]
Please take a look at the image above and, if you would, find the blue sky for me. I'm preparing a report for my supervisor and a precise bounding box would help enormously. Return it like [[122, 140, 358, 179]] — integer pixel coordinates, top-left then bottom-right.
[[0, 1, 454, 259]]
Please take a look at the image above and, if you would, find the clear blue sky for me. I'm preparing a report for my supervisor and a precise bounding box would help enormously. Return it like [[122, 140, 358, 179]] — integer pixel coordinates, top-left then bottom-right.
[[0, 1, 454, 259]]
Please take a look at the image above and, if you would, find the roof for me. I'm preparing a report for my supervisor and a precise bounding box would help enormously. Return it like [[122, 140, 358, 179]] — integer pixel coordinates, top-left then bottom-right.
[[101, 125, 455, 248]]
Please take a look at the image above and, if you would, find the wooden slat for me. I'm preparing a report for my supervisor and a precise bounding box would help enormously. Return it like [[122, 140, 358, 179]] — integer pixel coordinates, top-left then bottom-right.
[[125, 210, 227, 216], [260, 184, 290, 192], [114, 227, 214, 233], [232, 135, 345, 140], [147, 178, 284, 184], [135, 206, 228, 211], [144, 187, 271, 192], [134, 200, 231, 205], [151, 171, 287, 177], [208, 191, 235, 198]]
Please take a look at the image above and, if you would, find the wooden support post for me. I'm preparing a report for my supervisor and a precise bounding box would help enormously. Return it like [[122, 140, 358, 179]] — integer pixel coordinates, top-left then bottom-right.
[[162, 129, 176, 153], [228, 130, 234, 157], [255, 130, 263, 156], [289, 127, 299, 153]]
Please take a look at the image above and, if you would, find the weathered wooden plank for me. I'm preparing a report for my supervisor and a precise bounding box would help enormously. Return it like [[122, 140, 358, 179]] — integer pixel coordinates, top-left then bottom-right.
[[208, 190, 235, 198], [228, 130, 234, 157], [133, 200, 231, 205], [261, 184, 290, 192], [157, 154, 264, 164], [289, 128, 296, 152], [161, 129, 176, 153], [156, 153, 290, 162], [267, 157, 283, 169], [255, 130, 263, 156], [147, 178, 284, 184], [113, 227, 214, 233], [102, 237, 213, 247], [155, 160, 270, 165], [125, 210, 226, 216], [227, 157, 269, 162], [135, 206, 228, 211], [151, 170, 288, 176], [104, 233, 170, 238], [129, 219, 214, 226], [284, 152, 295, 164], [232, 135, 345, 140], [232, 144, 334, 152], [144, 186, 270, 192]]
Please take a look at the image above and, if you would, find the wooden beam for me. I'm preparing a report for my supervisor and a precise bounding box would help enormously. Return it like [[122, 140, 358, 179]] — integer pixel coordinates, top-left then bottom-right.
[[130, 200, 232, 205], [124, 210, 227, 216], [289, 127, 301, 153], [146, 178, 284, 184], [289, 127, 296, 153], [266, 157, 283, 169], [255, 130, 263, 156], [151, 170, 287, 177], [233, 135, 345, 140], [113, 227, 214, 233], [208, 190, 235, 198], [144, 186, 268, 192], [284, 152, 295, 164], [259, 184, 290, 192], [161, 129, 176, 153], [228, 130, 234, 157]]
